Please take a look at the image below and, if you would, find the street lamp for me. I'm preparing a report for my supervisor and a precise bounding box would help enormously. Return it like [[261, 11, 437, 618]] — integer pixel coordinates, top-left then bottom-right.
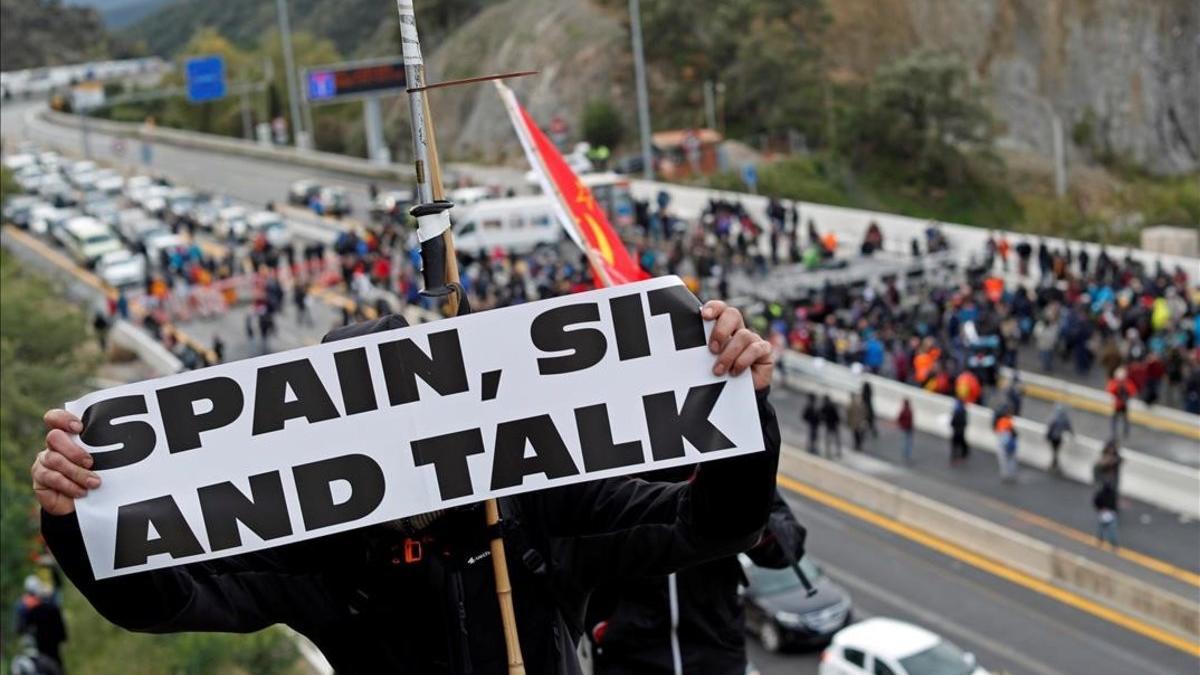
[[628, 0, 654, 180], [274, 0, 309, 150]]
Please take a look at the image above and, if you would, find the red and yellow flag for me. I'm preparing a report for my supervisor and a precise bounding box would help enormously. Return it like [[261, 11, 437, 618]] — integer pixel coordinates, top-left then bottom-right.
[[495, 82, 646, 287]]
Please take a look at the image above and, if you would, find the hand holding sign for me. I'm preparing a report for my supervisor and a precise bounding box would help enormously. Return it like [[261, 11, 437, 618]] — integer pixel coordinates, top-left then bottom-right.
[[33, 410, 96, 516], [701, 301, 773, 389]]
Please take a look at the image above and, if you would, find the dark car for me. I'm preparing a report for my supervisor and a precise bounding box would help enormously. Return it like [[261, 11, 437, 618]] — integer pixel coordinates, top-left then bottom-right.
[[288, 179, 322, 206], [740, 554, 852, 652]]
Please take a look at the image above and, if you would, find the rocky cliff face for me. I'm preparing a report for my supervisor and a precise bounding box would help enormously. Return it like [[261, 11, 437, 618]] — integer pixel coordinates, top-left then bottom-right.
[[825, 0, 1197, 175], [411, 0, 1196, 176], [405, 0, 629, 165]]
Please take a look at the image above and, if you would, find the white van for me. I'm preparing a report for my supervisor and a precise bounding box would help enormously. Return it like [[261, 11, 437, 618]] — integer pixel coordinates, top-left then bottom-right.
[[62, 217, 123, 267], [451, 196, 561, 255]]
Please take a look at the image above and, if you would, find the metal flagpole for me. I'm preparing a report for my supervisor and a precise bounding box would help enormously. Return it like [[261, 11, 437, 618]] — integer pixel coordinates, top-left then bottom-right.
[[393, 2, 526, 673]]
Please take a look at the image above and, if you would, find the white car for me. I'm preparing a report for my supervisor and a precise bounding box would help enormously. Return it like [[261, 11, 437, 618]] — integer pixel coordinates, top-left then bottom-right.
[[95, 249, 146, 289], [62, 217, 123, 267], [143, 230, 187, 266], [819, 618, 987, 675], [212, 205, 248, 238], [246, 211, 291, 248]]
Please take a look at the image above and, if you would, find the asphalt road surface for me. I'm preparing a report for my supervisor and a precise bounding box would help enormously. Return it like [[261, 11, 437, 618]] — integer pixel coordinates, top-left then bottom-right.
[[4, 100, 1196, 675]]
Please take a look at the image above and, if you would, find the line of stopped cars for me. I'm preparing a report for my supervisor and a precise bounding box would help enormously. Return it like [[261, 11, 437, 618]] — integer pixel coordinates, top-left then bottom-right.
[[3, 147, 291, 289]]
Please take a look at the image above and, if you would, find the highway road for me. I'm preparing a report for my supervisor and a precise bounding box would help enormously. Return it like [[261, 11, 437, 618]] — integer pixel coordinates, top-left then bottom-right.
[[748, 475, 1196, 675], [4, 100, 1197, 675]]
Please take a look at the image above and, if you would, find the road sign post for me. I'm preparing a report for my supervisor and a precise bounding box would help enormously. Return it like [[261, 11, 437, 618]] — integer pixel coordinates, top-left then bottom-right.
[[185, 56, 227, 104]]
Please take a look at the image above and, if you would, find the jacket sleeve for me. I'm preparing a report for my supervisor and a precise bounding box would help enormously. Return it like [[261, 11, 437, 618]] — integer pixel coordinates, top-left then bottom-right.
[[527, 388, 781, 588], [40, 510, 310, 634], [744, 490, 806, 569]]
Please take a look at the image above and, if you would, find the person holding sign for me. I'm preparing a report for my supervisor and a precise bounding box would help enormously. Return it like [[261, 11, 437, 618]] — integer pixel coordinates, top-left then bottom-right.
[[32, 289, 780, 675]]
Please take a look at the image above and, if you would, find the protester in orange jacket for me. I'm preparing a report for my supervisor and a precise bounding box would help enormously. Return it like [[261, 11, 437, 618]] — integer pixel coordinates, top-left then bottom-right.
[[1106, 368, 1137, 439]]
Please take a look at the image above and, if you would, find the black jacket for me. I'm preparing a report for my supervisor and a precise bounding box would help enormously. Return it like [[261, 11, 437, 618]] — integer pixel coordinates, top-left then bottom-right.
[[42, 313, 783, 675], [589, 490, 805, 675]]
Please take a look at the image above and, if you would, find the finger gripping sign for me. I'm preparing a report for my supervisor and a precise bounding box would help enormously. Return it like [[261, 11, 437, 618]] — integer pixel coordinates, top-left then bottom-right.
[[67, 276, 764, 579]]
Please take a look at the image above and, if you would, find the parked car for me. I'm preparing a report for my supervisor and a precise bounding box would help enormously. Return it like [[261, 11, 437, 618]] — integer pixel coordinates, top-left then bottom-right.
[[2, 195, 39, 228], [370, 189, 414, 222], [741, 554, 852, 652], [61, 216, 122, 268], [214, 205, 249, 240], [83, 198, 121, 229], [37, 207, 78, 242], [288, 179, 321, 206], [819, 618, 987, 675], [187, 196, 228, 231], [166, 187, 196, 220], [143, 229, 187, 267], [95, 249, 146, 289], [312, 186, 351, 217], [246, 211, 291, 248], [449, 185, 494, 207]]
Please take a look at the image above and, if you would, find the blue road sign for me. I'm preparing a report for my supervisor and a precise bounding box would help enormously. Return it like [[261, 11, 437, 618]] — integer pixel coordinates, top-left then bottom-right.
[[185, 56, 226, 103], [307, 71, 337, 102]]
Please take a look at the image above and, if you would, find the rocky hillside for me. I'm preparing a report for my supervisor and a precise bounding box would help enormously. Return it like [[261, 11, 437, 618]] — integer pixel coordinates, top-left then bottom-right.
[[411, 0, 629, 163], [118, 0, 1196, 176], [823, 0, 1198, 176], [0, 0, 137, 71]]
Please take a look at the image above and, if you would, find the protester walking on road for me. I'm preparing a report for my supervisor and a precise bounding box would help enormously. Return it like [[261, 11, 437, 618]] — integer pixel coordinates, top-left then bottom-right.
[[1045, 404, 1073, 473], [861, 381, 878, 438], [802, 394, 820, 455], [1004, 373, 1024, 417], [1092, 441, 1123, 548], [820, 395, 842, 459], [1106, 368, 1137, 439], [1093, 439, 1123, 496], [994, 407, 1019, 482], [897, 398, 915, 463], [847, 393, 869, 451], [1093, 481, 1119, 548], [294, 282, 313, 327], [949, 399, 969, 465]]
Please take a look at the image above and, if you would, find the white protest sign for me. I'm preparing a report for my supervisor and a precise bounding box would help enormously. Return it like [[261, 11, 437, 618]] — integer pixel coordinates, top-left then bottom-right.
[[66, 276, 764, 579]]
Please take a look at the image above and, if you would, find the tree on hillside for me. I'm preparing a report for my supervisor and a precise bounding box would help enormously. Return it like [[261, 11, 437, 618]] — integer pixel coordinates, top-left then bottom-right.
[[845, 49, 994, 188], [629, 0, 828, 140], [0, 251, 97, 648], [160, 28, 255, 135], [582, 99, 623, 150]]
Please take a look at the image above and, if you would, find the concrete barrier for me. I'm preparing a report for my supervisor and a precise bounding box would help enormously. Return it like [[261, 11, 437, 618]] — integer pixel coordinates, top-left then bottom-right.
[[778, 448, 1200, 643], [41, 109, 412, 181], [1002, 366, 1200, 439], [779, 351, 1200, 518], [627, 179, 1200, 287], [109, 320, 183, 375]]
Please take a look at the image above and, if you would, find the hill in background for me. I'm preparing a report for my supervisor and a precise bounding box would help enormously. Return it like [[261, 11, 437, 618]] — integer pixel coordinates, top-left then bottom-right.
[[0, 0, 141, 71]]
